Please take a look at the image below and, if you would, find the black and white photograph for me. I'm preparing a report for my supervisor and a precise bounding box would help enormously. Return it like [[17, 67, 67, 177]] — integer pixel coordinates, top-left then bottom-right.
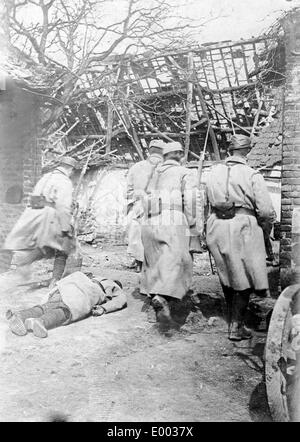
[[0, 0, 300, 424]]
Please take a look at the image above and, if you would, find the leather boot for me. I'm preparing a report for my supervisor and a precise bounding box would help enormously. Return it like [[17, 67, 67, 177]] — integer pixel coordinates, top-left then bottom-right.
[[25, 318, 48, 338], [49, 252, 67, 289], [152, 295, 173, 327], [222, 285, 234, 335], [229, 290, 252, 341], [136, 260, 142, 273], [25, 308, 68, 338], [147, 303, 157, 323], [6, 306, 44, 336]]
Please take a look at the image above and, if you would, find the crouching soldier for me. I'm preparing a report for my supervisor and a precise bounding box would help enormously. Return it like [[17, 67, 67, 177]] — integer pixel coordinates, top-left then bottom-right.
[[6, 271, 127, 338], [4, 156, 78, 287]]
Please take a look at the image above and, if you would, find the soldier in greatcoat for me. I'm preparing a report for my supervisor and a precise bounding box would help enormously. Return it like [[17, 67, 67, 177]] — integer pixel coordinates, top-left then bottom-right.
[[140, 141, 198, 328], [205, 134, 276, 341], [126, 139, 165, 272], [6, 271, 127, 338], [4, 156, 78, 287]]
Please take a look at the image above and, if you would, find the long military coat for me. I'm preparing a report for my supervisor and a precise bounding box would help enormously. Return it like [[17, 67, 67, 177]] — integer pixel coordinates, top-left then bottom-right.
[[55, 271, 127, 323], [4, 168, 73, 254], [126, 153, 162, 262], [140, 159, 197, 300], [205, 156, 276, 291]]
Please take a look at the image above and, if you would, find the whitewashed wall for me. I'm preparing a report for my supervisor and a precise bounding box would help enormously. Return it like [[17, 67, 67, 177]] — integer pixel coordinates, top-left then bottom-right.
[[78, 166, 129, 243]]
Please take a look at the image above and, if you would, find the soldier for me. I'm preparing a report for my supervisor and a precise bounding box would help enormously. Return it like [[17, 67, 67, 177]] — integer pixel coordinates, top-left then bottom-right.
[[126, 139, 165, 272], [4, 156, 78, 288], [6, 271, 127, 338], [205, 134, 276, 341], [140, 141, 197, 329]]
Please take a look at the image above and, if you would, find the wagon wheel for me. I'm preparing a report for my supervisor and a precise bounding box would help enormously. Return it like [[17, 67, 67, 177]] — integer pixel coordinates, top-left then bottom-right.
[[265, 284, 300, 422]]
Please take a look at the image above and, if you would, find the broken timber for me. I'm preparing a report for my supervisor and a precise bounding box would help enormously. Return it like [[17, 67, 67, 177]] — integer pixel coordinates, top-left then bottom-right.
[[194, 84, 220, 160], [184, 52, 194, 160]]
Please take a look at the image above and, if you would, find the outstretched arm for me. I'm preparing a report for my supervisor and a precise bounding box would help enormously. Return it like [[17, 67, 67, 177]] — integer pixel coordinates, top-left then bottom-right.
[[92, 288, 127, 316]]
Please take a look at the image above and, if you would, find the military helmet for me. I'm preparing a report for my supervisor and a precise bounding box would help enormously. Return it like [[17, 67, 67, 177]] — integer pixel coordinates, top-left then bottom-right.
[[228, 134, 251, 151], [59, 156, 78, 168], [149, 139, 165, 150], [163, 141, 184, 155]]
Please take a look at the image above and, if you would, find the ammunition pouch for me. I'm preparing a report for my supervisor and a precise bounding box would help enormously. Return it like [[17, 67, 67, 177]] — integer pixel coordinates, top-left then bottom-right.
[[30, 195, 46, 209], [30, 195, 55, 209], [212, 202, 236, 220]]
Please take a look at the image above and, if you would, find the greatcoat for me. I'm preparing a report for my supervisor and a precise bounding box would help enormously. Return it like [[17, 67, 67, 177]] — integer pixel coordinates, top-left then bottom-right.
[[140, 159, 197, 300], [4, 167, 74, 254], [126, 153, 162, 262], [205, 156, 276, 291], [55, 271, 127, 324]]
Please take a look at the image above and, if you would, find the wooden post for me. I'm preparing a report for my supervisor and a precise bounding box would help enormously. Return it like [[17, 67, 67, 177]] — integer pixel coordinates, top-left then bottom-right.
[[194, 84, 220, 160], [206, 101, 252, 135], [251, 90, 263, 137], [106, 65, 123, 154], [115, 101, 144, 160], [106, 97, 114, 153], [184, 52, 194, 161], [141, 119, 173, 142]]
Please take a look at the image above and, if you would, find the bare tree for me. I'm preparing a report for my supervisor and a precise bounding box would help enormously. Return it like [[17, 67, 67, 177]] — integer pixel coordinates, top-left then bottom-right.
[[5, 0, 203, 132]]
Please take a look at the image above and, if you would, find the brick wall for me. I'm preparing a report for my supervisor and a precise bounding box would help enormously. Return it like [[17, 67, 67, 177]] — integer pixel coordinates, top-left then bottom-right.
[[0, 77, 41, 271], [280, 10, 300, 286]]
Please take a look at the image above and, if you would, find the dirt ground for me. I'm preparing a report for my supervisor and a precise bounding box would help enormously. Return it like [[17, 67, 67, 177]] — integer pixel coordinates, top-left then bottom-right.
[[0, 244, 272, 422]]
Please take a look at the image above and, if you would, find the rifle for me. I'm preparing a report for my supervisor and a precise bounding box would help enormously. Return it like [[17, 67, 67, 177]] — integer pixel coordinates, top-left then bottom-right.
[[197, 123, 210, 187], [196, 123, 215, 274], [264, 231, 274, 263]]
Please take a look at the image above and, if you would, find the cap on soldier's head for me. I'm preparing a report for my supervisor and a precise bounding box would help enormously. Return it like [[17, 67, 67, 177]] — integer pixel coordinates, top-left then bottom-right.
[[113, 280, 123, 289], [59, 156, 78, 168], [149, 139, 165, 150], [163, 141, 184, 155], [229, 134, 251, 151], [93, 277, 122, 291]]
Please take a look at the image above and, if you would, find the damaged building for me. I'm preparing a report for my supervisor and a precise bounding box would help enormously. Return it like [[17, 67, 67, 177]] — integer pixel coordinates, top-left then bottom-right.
[[1, 8, 300, 288], [0, 50, 47, 272]]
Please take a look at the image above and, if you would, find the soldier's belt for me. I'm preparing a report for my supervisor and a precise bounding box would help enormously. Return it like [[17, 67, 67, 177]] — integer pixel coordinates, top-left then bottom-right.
[[146, 202, 183, 217], [211, 206, 255, 217], [234, 207, 256, 217]]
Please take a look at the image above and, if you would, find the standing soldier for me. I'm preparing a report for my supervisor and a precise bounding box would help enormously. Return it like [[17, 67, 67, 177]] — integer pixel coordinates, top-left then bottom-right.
[[126, 139, 165, 272], [205, 134, 276, 341], [140, 141, 197, 328], [4, 156, 78, 288]]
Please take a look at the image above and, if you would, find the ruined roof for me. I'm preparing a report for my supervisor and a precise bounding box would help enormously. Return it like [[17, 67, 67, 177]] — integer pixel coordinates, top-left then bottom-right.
[[43, 10, 292, 168], [1, 45, 54, 94]]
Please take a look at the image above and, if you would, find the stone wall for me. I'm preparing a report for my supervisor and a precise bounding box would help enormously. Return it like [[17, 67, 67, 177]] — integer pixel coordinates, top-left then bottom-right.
[[0, 77, 41, 271], [281, 10, 300, 285]]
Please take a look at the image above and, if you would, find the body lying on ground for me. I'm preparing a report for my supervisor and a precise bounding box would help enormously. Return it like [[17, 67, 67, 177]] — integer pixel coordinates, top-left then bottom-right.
[[6, 271, 127, 338]]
